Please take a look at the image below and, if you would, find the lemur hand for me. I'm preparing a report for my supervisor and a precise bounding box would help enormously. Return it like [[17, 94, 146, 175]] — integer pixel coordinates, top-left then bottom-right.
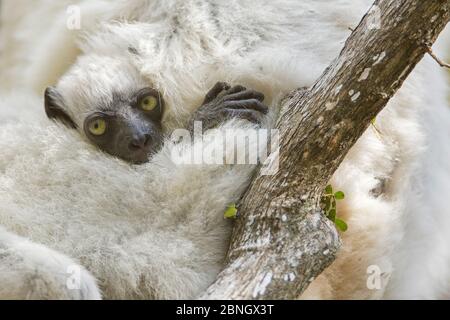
[[190, 82, 268, 132]]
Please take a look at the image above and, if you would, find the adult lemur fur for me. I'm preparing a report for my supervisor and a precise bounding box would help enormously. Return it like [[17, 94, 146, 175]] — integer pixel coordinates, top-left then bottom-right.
[[0, 0, 449, 299]]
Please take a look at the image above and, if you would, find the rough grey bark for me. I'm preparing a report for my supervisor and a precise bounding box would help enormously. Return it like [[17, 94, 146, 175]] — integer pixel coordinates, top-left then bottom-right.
[[200, 0, 450, 300]]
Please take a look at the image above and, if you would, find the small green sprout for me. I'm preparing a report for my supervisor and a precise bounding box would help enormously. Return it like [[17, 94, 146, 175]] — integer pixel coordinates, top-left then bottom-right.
[[321, 184, 348, 232], [224, 204, 238, 219]]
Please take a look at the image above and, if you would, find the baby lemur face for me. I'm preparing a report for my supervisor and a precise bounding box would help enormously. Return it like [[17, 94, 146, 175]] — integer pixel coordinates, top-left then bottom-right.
[[45, 86, 164, 164], [42, 53, 170, 164], [44, 56, 268, 165]]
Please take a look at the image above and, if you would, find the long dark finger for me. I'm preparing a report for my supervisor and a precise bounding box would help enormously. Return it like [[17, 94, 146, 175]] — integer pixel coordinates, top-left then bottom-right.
[[225, 85, 246, 95], [223, 99, 269, 114], [223, 89, 264, 102], [203, 82, 230, 104]]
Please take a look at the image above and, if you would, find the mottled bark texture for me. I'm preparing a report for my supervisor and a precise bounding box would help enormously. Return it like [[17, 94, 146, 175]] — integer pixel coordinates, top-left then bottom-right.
[[201, 0, 450, 299]]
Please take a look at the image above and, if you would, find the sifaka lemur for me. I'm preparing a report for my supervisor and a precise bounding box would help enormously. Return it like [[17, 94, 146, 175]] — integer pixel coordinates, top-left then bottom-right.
[[45, 81, 268, 164], [0, 0, 450, 300]]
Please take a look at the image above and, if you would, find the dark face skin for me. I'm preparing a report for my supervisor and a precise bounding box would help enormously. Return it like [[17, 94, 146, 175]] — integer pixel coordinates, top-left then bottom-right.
[[44, 82, 268, 164], [83, 88, 164, 164], [45, 87, 165, 164]]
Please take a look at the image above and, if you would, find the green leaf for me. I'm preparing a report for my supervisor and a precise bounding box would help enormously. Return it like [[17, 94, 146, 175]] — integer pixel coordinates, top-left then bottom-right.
[[335, 218, 348, 232], [334, 191, 345, 200], [325, 185, 333, 195], [224, 204, 238, 219], [328, 209, 336, 222], [371, 117, 377, 125]]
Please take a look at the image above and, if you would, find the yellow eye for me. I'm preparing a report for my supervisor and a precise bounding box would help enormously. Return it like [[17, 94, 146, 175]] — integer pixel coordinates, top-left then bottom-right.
[[140, 95, 158, 111], [88, 118, 107, 136]]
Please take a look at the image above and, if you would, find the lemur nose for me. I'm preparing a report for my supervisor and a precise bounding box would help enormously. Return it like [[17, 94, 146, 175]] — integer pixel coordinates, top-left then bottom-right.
[[129, 134, 151, 150]]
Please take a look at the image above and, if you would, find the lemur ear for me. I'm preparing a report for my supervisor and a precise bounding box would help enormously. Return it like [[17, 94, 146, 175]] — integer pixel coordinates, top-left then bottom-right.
[[44, 87, 77, 129]]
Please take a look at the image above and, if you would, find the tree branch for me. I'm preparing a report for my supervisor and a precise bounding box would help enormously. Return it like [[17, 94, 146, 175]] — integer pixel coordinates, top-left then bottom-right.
[[201, 0, 450, 299], [427, 46, 450, 69]]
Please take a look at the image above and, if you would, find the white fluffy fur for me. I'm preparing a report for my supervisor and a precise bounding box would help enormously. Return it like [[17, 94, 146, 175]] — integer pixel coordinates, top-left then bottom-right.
[[0, 0, 449, 299], [0, 98, 261, 298]]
